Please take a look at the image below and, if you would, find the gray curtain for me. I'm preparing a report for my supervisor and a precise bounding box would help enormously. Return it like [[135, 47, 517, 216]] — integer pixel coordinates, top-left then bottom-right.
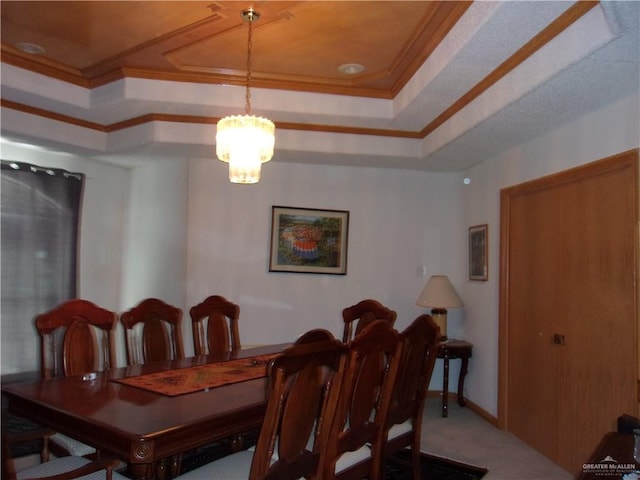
[[1, 161, 84, 374]]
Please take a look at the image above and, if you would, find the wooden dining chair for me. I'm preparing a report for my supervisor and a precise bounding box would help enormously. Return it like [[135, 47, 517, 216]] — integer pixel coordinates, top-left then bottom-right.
[[177, 338, 348, 480], [341, 299, 397, 343], [382, 314, 441, 478], [189, 295, 240, 355], [221, 327, 336, 457], [295, 328, 335, 344], [35, 298, 118, 458], [120, 298, 184, 365], [320, 319, 403, 480], [36, 299, 118, 380], [2, 429, 126, 480]]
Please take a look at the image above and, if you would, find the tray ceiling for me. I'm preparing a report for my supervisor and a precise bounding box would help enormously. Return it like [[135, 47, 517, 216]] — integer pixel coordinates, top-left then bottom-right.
[[1, 1, 638, 171]]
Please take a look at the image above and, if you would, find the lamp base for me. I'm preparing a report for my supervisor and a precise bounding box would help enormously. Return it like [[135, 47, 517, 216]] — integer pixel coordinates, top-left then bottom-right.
[[431, 308, 448, 342]]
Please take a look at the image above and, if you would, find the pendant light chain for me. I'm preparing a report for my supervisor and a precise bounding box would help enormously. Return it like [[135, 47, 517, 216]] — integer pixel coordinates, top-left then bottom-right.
[[245, 13, 254, 115]]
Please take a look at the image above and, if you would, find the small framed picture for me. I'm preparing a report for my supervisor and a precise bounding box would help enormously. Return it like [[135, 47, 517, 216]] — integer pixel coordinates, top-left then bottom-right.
[[469, 224, 488, 281], [269, 206, 349, 275]]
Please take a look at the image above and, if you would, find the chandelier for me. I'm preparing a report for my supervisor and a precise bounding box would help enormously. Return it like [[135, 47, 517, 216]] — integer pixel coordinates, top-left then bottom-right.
[[216, 8, 275, 184]]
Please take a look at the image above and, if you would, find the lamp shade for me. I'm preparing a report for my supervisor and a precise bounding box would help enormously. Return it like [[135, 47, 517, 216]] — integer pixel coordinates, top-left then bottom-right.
[[416, 275, 463, 309]]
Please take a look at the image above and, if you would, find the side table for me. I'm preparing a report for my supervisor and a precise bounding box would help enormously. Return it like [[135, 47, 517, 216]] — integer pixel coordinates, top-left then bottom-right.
[[437, 339, 473, 417]]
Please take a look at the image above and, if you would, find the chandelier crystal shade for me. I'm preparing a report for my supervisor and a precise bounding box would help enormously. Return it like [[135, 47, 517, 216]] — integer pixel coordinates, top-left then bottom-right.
[[216, 8, 275, 184], [216, 115, 274, 184]]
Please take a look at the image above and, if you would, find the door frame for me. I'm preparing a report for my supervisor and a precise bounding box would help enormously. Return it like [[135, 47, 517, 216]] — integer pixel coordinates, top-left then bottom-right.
[[497, 149, 639, 430]]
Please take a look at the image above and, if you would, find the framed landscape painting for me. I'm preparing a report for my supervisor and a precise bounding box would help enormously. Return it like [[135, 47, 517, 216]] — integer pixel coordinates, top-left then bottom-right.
[[469, 224, 488, 281], [269, 206, 349, 274]]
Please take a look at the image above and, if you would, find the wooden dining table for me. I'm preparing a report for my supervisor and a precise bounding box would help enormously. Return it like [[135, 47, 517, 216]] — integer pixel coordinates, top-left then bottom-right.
[[2, 344, 289, 480]]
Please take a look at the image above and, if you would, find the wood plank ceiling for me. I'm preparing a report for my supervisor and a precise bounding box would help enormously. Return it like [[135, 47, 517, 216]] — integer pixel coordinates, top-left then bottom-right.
[[1, 1, 471, 96]]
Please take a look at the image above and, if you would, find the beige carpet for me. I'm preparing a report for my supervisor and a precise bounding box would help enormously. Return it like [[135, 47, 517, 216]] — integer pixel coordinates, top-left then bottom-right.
[[421, 397, 573, 480]]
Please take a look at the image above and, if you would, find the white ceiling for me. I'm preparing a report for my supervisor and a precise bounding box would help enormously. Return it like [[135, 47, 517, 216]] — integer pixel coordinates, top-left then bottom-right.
[[1, 1, 638, 171]]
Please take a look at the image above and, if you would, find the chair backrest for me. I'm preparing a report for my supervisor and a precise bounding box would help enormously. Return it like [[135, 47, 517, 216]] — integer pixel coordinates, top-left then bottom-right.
[[189, 295, 240, 355], [248, 338, 348, 480], [321, 319, 403, 480], [617, 413, 640, 433], [341, 299, 397, 343], [35, 299, 118, 379], [384, 314, 441, 451], [295, 328, 335, 345], [120, 298, 184, 365]]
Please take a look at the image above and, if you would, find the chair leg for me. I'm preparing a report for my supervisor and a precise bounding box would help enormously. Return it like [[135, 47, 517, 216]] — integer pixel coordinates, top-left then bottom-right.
[[40, 436, 50, 463], [370, 444, 385, 480], [412, 428, 422, 479], [412, 446, 421, 479]]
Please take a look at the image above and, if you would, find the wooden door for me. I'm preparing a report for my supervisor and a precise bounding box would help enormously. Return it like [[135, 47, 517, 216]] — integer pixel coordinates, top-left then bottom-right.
[[499, 150, 638, 474], [503, 183, 564, 461]]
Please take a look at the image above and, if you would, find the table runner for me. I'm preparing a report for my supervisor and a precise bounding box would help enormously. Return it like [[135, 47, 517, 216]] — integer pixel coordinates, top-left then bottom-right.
[[113, 354, 278, 396]]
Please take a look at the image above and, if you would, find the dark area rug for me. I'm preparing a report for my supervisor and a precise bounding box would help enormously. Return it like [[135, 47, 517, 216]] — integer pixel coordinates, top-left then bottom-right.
[[385, 448, 488, 480]]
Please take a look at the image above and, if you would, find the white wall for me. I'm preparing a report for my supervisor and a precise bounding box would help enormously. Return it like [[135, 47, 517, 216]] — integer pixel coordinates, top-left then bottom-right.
[[186, 159, 466, 358], [120, 160, 188, 310], [460, 91, 640, 417]]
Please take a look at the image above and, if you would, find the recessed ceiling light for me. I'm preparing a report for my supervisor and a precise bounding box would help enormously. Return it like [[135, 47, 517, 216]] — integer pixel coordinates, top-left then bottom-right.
[[338, 63, 365, 75], [15, 42, 45, 55]]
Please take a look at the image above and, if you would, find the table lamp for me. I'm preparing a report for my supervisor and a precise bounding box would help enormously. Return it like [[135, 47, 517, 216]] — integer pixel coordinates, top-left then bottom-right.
[[416, 275, 463, 342]]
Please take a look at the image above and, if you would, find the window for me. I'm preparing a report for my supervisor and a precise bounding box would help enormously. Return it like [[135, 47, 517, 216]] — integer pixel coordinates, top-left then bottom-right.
[[1, 161, 84, 374]]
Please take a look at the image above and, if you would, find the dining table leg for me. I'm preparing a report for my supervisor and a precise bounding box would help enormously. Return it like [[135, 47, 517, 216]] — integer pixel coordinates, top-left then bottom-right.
[[127, 463, 154, 480], [128, 459, 178, 480]]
